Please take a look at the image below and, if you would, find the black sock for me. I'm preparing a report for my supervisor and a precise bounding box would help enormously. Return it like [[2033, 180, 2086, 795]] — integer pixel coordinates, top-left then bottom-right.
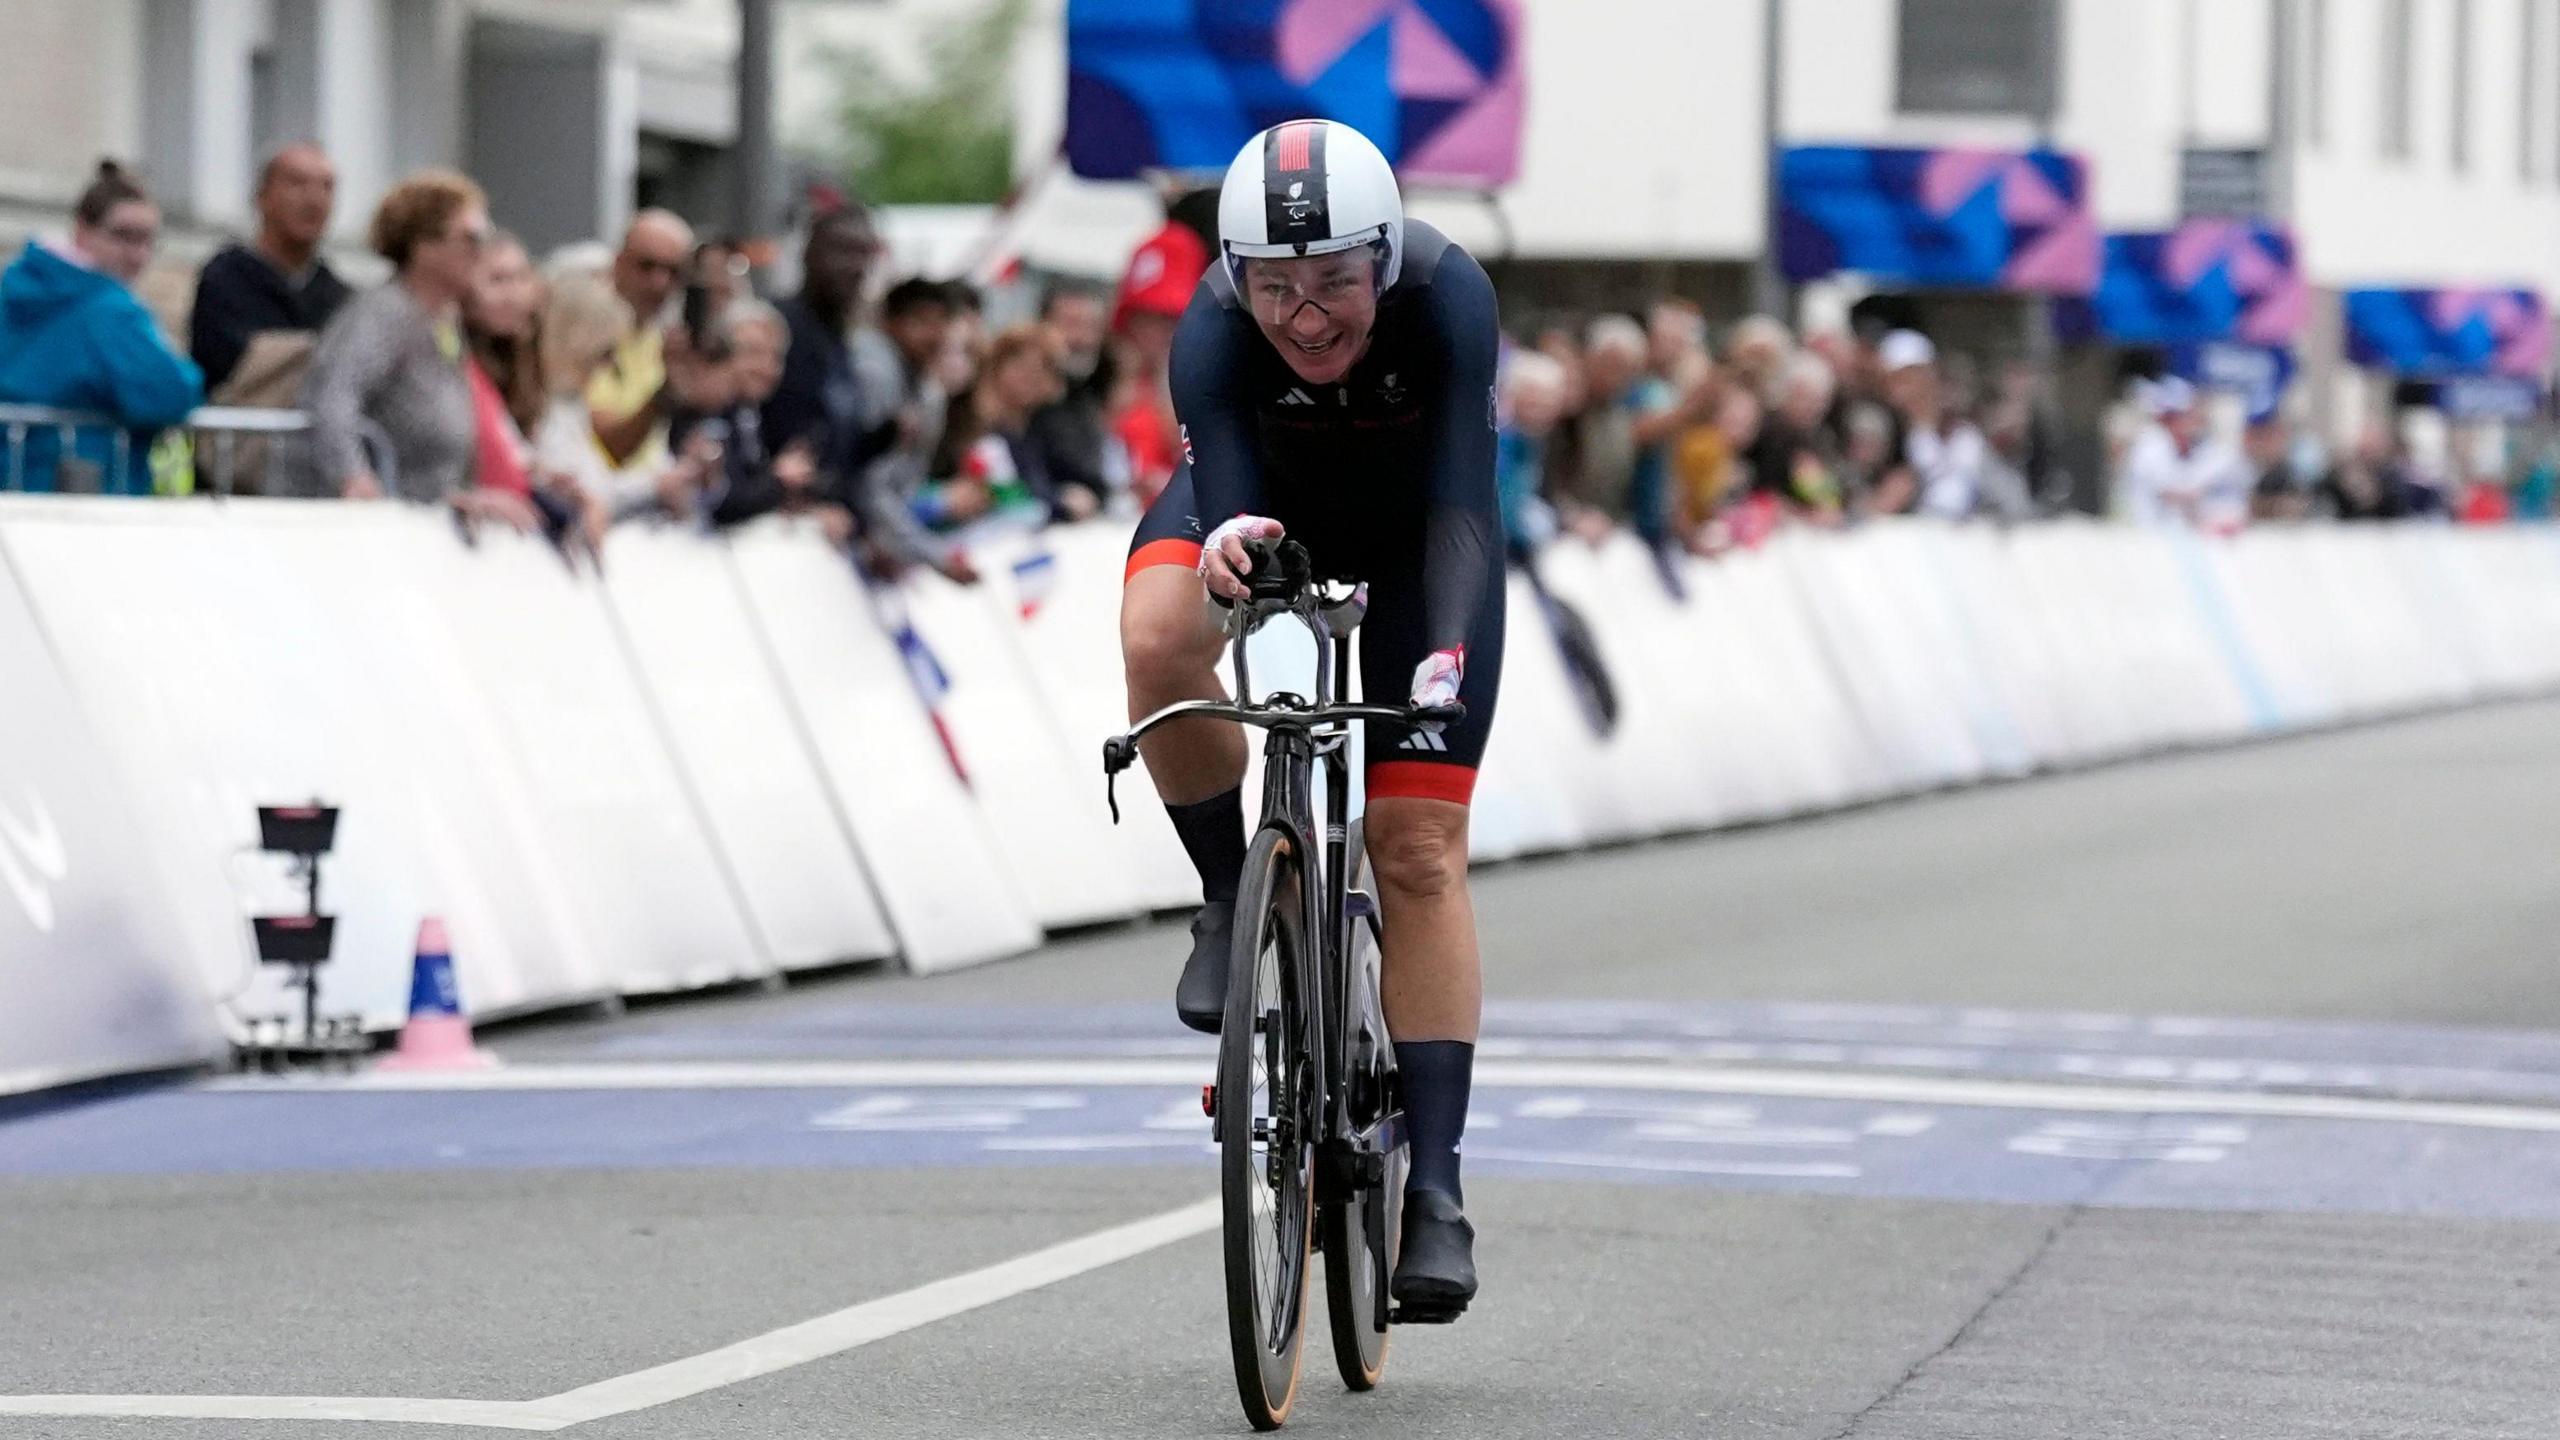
[[1395, 1039, 1474, 1205], [1165, 787, 1247, 904]]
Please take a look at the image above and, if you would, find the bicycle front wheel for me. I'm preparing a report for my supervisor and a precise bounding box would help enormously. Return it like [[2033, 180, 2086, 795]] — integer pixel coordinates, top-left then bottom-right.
[[1222, 826, 1315, 1431]]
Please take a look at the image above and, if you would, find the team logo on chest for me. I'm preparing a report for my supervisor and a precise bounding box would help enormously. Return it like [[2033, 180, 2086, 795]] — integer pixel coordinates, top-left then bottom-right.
[[1377, 372, 1407, 407]]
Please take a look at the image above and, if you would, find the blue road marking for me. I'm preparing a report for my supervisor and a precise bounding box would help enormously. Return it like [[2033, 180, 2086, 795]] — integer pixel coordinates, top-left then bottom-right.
[[571, 1000, 2560, 1104], [10, 1075, 2560, 1224]]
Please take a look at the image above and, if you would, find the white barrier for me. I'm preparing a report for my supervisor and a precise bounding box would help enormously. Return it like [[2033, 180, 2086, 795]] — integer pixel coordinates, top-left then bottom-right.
[[0, 523, 224, 1092], [8, 498, 2560, 1095], [600, 523, 899, 972], [723, 518, 1043, 974]]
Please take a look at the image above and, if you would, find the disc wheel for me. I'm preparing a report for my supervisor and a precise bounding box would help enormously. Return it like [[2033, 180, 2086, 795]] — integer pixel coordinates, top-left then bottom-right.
[[1222, 828, 1315, 1431]]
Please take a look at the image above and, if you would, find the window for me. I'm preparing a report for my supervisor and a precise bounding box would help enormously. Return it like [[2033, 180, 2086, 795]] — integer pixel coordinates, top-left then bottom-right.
[[1895, 0, 2060, 117], [2380, 0, 2415, 160], [2452, 0, 2473, 171]]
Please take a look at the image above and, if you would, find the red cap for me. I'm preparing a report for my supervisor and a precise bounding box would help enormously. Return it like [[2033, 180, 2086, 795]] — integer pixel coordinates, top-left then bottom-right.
[[1113, 223, 1211, 333]]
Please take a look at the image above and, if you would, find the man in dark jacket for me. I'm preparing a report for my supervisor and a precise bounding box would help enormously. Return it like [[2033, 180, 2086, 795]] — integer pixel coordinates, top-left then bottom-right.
[[1022, 283, 1115, 519], [187, 144, 351, 394]]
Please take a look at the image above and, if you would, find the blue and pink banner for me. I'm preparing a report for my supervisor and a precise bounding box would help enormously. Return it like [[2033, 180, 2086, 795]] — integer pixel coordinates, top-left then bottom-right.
[[1777, 146, 2099, 294], [1063, 0, 1525, 185], [2343, 288, 2553, 379], [2055, 221, 2306, 347]]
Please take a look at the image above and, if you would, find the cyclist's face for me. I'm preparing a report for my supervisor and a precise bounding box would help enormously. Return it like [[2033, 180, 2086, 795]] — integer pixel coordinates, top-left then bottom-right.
[[1243, 253, 1377, 385]]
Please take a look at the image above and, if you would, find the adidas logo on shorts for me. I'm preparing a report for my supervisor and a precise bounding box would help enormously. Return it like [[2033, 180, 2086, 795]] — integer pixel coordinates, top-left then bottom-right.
[[1397, 730, 1449, 753]]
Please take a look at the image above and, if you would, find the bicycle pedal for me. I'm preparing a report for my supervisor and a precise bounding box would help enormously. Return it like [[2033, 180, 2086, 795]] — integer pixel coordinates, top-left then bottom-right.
[[1388, 1302, 1467, 1326]]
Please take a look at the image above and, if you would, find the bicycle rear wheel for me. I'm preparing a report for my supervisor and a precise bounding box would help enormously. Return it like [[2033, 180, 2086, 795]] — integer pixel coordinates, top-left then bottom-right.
[[1322, 822, 1403, 1391], [1223, 827, 1315, 1431]]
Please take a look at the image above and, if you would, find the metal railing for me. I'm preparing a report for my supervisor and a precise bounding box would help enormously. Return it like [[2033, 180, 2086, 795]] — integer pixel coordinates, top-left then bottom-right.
[[0, 404, 395, 498]]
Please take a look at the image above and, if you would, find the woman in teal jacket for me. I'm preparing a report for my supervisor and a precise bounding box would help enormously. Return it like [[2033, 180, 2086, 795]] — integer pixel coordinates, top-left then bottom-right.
[[0, 162, 204, 494]]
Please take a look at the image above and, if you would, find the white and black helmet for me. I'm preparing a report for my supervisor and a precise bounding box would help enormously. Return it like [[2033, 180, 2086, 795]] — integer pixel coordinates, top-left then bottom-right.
[[1216, 119, 1405, 292]]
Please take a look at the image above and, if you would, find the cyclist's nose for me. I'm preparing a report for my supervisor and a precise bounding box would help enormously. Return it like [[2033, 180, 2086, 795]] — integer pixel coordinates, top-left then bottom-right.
[[1286, 301, 1332, 338]]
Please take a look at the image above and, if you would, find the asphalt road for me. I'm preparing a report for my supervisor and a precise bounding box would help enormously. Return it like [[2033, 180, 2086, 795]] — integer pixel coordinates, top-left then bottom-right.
[[7, 699, 2560, 1439]]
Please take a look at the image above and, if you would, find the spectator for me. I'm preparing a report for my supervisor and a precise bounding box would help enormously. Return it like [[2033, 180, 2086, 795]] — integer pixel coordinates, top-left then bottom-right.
[[926, 322, 1068, 532], [299, 169, 490, 508], [2514, 436, 2558, 521], [764, 205, 882, 477], [1878, 330, 2000, 520], [678, 300, 794, 528], [1024, 284, 1118, 518], [936, 281, 988, 400], [589, 208, 694, 467], [1110, 203, 1212, 506], [2247, 413, 2312, 522], [2114, 378, 2251, 531], [1496, 350, 1569, 558], [531, 274, 714, 536], [188, 143, 351, 399], [1676, 380, 1765, 552], [1532, 325, 1589, 505], [1723, 314, 1794, 401], [0, 161, 204, 494], [1560, 315, 1698, 545], [459, 230, 544, 510], [1648, 300, 1708, 386], [848, 277, 981, 576], [2314, 421, 2411, 521], [1748, 351, 1850, 520], [686, 237, 751, 338]]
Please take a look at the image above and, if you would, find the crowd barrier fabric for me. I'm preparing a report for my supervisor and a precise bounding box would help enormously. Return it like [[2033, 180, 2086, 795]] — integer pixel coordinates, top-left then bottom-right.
[[0, 501, 464, 1032], [249, 506, 614, 1021], [0, 524, 225, 1090], [900, 537, 1149, 930], [600, 523, 900, 971], [428, 526, 772, 993], [724, 518, 1044, 974], [998, 522, 1200, 909], [10, 499, 2560, 1096]]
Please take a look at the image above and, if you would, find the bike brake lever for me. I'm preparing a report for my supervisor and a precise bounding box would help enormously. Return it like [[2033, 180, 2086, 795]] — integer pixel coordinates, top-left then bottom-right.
[[1100, 736, 1137, 824]]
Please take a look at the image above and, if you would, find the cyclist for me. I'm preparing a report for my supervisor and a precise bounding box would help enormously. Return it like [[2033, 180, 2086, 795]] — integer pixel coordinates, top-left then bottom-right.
[[1118, 118, 1502, 1321]]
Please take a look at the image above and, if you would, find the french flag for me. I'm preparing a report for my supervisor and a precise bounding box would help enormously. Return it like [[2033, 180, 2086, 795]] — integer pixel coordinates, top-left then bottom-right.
[[1011, 549, 1059, 621]]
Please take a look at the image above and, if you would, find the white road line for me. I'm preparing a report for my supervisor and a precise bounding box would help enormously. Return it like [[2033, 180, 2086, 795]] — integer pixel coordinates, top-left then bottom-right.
[[529, 1195, 1219, 1427], [207, 1057, 2560, 1135], [0, 1196, 1220, 1432], [0, 1395, 561, 1430]]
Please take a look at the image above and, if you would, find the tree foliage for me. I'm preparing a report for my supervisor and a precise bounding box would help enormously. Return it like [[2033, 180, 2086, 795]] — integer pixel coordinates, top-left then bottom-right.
[[823, 0, 1029, 205]]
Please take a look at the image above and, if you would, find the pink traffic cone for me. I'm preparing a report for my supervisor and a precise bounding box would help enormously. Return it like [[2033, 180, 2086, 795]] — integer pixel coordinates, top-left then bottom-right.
[[378, 918, 498, 1071]]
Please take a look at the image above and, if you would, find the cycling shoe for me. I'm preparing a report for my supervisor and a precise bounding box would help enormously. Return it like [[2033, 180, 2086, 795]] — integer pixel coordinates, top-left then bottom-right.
[[1175, 902, 1235, 1034], [1391, 1188, 1477, 1323]]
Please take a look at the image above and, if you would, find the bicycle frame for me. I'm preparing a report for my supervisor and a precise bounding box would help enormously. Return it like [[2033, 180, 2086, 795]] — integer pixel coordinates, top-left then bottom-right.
[[1105, 584, 1445, 1193]]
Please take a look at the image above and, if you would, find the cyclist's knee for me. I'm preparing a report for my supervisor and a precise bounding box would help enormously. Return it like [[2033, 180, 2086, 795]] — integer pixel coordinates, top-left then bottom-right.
[[1120, 572, 1217, 689], [1368, 801, 1468, 899]]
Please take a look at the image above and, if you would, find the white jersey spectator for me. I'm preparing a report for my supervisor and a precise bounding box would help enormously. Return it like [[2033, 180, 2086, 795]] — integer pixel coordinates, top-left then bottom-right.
[[2115, 378, 2252, 531]]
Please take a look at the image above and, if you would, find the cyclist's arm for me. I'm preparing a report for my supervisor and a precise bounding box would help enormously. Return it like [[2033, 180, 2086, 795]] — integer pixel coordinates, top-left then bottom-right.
[[1418, 250, 1504, 656], [1168, 295, 1270, 524]]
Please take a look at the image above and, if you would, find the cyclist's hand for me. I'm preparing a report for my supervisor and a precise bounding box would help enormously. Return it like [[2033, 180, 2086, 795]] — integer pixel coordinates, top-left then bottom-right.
[[1408, 646, 1465, 733], [1199, 515, 1285, 602]]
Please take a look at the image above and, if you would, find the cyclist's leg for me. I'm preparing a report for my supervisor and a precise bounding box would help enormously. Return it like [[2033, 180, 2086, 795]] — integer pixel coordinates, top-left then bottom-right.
[[1122, 468, 1251, 1031], [1121, 466, 1241, 809], [1358, 557, 1504, 1204]]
